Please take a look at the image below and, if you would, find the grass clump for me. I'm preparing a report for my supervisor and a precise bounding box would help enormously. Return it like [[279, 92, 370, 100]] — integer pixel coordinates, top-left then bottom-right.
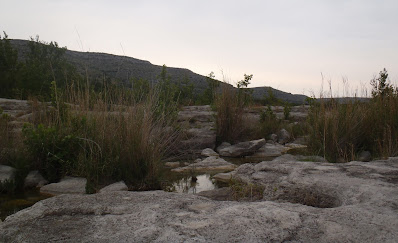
[[215, 74, 253, 144], [22, 82, 180, 192], [307, 69, 398, 162], [229, 179, 264, 201]]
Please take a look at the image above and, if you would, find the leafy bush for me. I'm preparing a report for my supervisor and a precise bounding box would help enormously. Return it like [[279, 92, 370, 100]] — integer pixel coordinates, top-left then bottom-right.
[[23, 124, 81, 182]]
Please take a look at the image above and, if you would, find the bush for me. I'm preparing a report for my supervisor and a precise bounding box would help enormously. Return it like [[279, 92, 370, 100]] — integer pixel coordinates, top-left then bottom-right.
[[23, 124, 81, 182], [259, 105, 280, 138]]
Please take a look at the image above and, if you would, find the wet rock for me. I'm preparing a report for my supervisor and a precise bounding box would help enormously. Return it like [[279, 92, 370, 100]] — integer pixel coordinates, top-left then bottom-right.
[[212, 172, 235, 182], [40, 177, 87, 195], [277, 129, 291, 144], [171, 156, 236, 173], [99, 181, 128, 193], [358, 151, 372, 162], [0, 165, 15, 183], [201, 148, 219, 157], [24, 170, 48, 188], [218, 139, 266, 157]]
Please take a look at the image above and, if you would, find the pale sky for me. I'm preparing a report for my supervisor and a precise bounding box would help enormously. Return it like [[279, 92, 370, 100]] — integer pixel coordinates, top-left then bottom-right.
[[1, 0, 397, 96]]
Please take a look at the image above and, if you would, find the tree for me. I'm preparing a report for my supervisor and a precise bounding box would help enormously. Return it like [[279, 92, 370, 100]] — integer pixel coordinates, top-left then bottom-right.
[[0, 32, 20, 98], [237, 73, 253, 106], [201, 71, 219, 104], [18, 36, 71, 99], [371, 68, 396, 98]]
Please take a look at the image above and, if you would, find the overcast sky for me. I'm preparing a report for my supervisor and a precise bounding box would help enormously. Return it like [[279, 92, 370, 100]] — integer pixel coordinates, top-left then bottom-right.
[[1, 0, 397, 96]]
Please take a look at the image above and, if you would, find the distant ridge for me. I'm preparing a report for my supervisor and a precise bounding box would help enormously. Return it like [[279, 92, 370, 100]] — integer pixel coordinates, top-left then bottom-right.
[[10, 39, 308, 104]]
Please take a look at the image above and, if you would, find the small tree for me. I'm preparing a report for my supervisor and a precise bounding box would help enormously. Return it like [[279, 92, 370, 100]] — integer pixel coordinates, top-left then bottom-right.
[[237, 74, 253, 106], [371, 68, 395, 98], [201, 71, 219, 104]]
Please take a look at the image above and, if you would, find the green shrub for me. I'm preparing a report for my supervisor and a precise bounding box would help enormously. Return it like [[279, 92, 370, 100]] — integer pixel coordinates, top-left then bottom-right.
[[23, 124, 81, 182], [259, 105, 280, 137]]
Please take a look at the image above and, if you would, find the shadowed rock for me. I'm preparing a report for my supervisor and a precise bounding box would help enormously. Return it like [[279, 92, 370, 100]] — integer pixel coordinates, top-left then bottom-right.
[[218, 139, 266, 157], [40, 177, 87, 195], [171, 156, 236, 173]]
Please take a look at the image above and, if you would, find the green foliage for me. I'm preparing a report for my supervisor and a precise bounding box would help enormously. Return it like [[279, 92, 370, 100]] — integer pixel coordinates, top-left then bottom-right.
[[283, 103, 292, 120], [371, 68, 396, 98], [0, 111, 12, 164], [237, 74, 253, 106], [155, 65, 179, 118], [262, 88, 282, 105], [200, 71, 220, 104], [307, 69, 398, 162], [259, 105, 280, 137], [22, 124, 81, 182], [176, 75, 194, 105], [131, 77, 150, 102], [0, 32, 20, 98], [215, 74, 255, 143]]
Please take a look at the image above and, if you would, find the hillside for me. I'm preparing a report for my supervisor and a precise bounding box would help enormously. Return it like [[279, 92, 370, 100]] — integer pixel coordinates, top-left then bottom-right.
[[10, 39, 308, 104]]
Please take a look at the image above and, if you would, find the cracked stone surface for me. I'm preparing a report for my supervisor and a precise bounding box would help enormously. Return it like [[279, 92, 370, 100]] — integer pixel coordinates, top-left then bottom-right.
[[2, 158, 398, 242]]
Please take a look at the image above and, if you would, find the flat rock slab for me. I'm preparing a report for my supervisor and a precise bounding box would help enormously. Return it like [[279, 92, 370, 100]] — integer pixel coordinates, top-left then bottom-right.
[[171, 156, 236, 173], [40, 177, 87, 195], [218, 138, 266, 157], [1, 185, 397, 242]]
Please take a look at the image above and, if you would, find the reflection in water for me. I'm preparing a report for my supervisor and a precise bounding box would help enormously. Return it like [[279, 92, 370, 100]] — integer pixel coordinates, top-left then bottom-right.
[[173, 174, 216, 194]]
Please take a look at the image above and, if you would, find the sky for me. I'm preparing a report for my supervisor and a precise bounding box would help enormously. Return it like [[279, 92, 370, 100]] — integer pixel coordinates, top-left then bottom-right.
[[1, 0, 398, 97]]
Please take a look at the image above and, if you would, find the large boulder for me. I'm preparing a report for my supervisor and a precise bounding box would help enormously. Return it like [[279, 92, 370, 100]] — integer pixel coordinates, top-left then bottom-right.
[[358, 151, 372, 162], [201, 148, 219, 157], [24, 170, 48, 188], [0, 165, 15, 183], [277, 129, 291, 144], [40, 177, 87, 195], [216, 142, 231, 154], [218, 139, 266, 157], [2, 156, 398, 243], [171, 156, 236, 173]]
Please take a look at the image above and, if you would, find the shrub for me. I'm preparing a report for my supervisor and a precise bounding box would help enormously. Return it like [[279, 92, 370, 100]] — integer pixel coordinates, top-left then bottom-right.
[[259, 105, 280, 137], [23, 124, 81, 182]]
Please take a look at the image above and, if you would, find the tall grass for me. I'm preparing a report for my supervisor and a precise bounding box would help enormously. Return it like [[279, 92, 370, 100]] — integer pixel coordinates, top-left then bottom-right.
[[215, 83, 246, 143], [23, 81, 180, 191], [307, 72, 398, 162]]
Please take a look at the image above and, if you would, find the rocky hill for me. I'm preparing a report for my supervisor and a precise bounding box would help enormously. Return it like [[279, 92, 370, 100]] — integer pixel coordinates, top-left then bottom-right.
[[10, 39, 308, 104]]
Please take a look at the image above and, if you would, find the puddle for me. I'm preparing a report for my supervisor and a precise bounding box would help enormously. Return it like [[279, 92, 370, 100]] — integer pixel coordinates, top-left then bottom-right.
[[162, 156, 276, 195], [0, 189, 51, 221]]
